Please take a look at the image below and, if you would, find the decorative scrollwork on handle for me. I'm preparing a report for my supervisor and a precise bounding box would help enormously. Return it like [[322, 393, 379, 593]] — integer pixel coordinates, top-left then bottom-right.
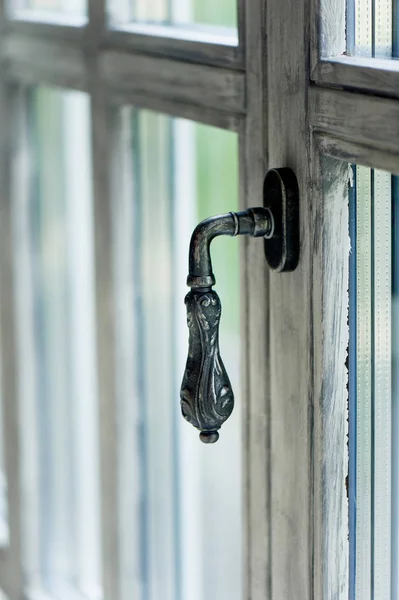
[[180, 173, 299, 443], [180, 290, 234, 444]]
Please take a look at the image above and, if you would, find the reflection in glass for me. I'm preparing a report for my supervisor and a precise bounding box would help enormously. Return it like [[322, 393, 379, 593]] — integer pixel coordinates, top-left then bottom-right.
[[109, 0, 237, 29], [113, 108, 242, 600], [14, 86, 101, 599]]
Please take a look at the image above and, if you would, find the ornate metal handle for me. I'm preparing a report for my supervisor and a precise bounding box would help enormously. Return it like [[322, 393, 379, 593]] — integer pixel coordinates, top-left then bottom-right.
[[180, 169, 300, 443], [180, 288, 231, 444]]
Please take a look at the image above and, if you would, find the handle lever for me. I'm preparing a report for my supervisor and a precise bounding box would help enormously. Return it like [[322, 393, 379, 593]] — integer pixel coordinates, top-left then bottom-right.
[[180, 168, 299, 443]]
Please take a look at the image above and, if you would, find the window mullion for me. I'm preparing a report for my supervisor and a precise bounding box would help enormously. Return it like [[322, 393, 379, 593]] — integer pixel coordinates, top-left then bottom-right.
[[88, 0, 106, 35], [0, 81, 23, 600], [90, 91, 120, 600]]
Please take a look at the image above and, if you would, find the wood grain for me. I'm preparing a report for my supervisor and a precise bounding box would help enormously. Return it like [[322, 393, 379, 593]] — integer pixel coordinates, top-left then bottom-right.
[[265, 0, 313, 594], [312, 156, 350, 599], [106, 25, 242, 70], [318, 0, 346, 59], [317, 133, 399, 175], [265, 0, 350, 598], [0, 82, 23, 600], [86, 5, 122, 600], [312, 56, 399, 98], [310, 86, 399, 154], [100, 50, 246, 115], [240, 0, 270, 597], [90, 91, 122, 600], [2, 34, 86, 90], [0, 0, 397, 598]]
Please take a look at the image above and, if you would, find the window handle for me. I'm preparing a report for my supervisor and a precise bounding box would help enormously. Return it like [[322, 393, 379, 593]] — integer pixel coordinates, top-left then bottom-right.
[[180, 168, 300, 443]]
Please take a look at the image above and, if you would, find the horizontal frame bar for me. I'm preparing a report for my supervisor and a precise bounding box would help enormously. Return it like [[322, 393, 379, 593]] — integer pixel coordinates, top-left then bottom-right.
[[312, 56, 399, 99], [309, 86, 399, 154], [1, 34, 86, 90], [316, 133, 399, 174], [2, 70, 240, 133], [100, 50, 246, 115], [2, 13, 242, 71], [105, 25, 242, 70], [1, 30, 245, 124], [108, 90, 241, 131]]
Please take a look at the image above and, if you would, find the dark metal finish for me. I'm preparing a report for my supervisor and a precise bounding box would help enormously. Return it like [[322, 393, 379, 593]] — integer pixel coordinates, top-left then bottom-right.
[[263, 168, 300, 272], [180, 168, 300, 443], [180, 290, 232, 445], [187, 207, 274, 289]]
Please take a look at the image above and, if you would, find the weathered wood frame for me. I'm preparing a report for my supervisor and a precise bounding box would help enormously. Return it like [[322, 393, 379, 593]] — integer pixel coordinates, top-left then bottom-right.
[[312, 0, 399, 96], [0, 0, 397, 598]]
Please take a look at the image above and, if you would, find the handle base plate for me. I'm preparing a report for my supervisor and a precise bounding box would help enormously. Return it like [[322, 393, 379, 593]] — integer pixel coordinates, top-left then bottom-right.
[[263, 168, 300, 272]]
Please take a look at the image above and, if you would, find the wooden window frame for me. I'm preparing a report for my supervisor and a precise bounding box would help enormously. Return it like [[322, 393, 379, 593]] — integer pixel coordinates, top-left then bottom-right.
[[0, 0, 398, 599], [312, 0, 399, 97]]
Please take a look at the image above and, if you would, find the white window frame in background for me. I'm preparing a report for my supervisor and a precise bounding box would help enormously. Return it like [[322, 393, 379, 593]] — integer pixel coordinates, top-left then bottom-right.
[[0, 0, 397, 599]]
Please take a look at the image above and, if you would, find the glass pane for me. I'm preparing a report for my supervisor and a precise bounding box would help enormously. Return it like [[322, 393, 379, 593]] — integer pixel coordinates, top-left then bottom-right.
[[349, 166, 398, 598], [13, 86, 101, 600], [347, 0, 399, 57], [113, 108, 242, 600], [109, 0, 237, 29], [14, 0, 86, 14]]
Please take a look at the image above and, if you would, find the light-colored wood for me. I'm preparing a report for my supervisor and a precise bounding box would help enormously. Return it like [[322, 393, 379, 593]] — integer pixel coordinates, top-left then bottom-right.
[[108, 89, 241, 131], [312, 56, 399, 98], [313, 0, 345, 63], [2, 34, 86, 90], [0, 81, 23, 600], [265, 0, 313, 595], [87, 4, 121, 600], [265, 0, 351, 598], [90, 91, 121, 600], [310, 86, 399, 154], [4, 14, 242, 71], [311, 0, 399, 100], [1, 32, 246, 123], [106, 25, 241, 69], [100, 50, 246, 115], [312, 156, 350, 599], [316, 133, 399, 175], [2, 62, 87, 92], [0, 0, 398, 599], [240, 0, 269, 598]]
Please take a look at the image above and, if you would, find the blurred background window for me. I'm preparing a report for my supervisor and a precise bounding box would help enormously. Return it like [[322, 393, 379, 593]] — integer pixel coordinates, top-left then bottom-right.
[[8, 88, 242, 600], [1, 1, 243, 599], [112, 108, 242, 600], [13, 0, 86, 14], [109, 0, 237, 30], [13, 86, 101, 600]]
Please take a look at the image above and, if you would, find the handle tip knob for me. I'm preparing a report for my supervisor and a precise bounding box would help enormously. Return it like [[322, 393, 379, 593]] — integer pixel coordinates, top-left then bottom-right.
[[200, 431, 219, 444]]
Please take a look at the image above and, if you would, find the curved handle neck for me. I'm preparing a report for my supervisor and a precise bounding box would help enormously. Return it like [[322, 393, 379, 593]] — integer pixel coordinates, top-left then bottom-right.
[[187, 208, 273, 290]]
